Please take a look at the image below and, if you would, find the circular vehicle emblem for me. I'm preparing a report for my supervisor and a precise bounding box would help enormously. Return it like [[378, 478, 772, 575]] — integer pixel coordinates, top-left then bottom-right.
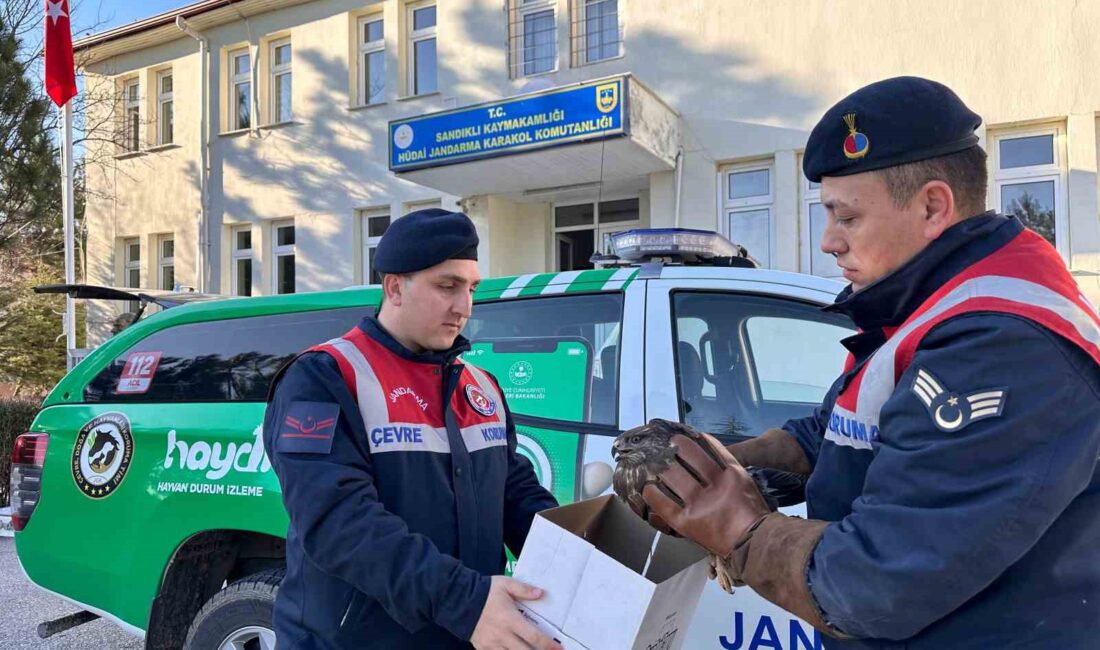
[[72, 412, 134, 499], [393, 124, 414, 150], [508, 361, 534, 386], [465, 384, 497, 417]]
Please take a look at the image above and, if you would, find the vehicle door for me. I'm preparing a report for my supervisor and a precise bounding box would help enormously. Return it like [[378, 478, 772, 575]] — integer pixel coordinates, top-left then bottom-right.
[[644, 274, 855, 650], [464, 274, 646, 542], [21, 307, 372, 627]]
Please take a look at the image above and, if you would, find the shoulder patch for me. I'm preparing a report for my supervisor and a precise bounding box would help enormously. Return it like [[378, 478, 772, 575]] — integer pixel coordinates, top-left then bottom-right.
[[910, 368, 1007, 433], [276, 401, 340, 454]]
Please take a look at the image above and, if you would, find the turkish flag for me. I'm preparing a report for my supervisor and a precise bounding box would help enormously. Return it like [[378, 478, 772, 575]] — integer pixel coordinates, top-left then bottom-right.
[[44, 0, 76, 106]]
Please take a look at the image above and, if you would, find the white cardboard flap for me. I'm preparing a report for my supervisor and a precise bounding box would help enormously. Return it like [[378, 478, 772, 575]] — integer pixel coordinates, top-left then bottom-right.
[[564, 550, 656, 649], [512, 516, 593, 627], [636, 557, 710, 650]]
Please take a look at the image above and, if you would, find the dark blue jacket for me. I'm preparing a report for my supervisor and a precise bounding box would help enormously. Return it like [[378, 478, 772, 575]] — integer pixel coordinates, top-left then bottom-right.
[[785, 214, 1100, 648], [263, 318, 557, 648]]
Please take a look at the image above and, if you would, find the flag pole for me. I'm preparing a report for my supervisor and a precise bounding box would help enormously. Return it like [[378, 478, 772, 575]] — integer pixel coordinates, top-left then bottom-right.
[[61, 98, 76, 368]]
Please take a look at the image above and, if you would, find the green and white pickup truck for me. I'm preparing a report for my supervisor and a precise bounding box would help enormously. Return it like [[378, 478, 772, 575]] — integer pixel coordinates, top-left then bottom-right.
[[12, 229, 852, 649]]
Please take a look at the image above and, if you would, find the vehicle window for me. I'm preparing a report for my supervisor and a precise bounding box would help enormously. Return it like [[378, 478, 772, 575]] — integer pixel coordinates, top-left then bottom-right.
[[465, 293, 623, 425], [672, 292, 853, 441], [84, 306, 374, 403]]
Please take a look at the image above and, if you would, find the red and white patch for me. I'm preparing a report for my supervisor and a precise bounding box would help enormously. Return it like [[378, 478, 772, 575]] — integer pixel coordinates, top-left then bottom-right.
[[116, 351, 162, 394], [465, 384, 497, 417]]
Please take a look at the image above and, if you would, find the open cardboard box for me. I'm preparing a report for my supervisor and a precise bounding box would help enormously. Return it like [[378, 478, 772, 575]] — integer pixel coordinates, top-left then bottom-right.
[[512, 495, 710, 650]]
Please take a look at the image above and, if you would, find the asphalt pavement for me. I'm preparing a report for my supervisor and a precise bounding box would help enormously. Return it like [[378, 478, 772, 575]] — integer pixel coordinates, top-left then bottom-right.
[[0, 537, 143, 649]]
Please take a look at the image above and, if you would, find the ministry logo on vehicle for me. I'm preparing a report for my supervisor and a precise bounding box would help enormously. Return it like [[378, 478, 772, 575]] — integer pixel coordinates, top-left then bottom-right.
[[465, 384, 497, 416], [508, 360, 534, 386], [72, 412, 134, 499]]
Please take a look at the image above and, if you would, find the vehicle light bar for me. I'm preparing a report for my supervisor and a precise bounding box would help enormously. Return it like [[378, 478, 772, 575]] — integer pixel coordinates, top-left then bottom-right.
[[609, 228, 752, 264]]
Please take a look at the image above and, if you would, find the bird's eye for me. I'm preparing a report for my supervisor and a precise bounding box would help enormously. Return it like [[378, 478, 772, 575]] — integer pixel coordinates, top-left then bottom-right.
[[631, 435, 642, 444]]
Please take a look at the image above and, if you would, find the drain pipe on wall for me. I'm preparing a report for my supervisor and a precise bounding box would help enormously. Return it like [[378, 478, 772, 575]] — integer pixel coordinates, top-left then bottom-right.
[[673, 147, 684, 228], [176, 16, 210, 293]]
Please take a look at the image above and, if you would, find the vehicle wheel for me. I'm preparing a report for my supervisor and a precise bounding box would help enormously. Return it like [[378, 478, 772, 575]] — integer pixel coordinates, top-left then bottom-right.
[[183, 569, 283, 650]]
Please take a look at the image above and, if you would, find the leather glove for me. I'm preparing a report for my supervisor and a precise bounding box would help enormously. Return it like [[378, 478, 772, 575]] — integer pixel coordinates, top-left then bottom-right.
[[639, 431, 771, 557]]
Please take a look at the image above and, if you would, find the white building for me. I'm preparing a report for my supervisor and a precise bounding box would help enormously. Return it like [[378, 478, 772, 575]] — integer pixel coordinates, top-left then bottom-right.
[[76, 0, 1100, 343]]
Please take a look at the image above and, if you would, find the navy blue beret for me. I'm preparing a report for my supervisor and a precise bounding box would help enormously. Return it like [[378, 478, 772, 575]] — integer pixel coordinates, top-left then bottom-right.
[[373, 208, 479, 274], [803, 76, 982, 182]]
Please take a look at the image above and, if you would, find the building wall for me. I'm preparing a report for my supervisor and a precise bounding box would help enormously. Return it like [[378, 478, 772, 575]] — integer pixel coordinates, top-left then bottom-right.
[[81, 0, 1100, 342]]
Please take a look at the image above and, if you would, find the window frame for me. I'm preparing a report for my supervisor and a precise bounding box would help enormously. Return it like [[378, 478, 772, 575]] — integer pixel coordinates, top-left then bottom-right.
[[573, 0, 622, 66], [122, 78, 141, 152], [359, 208, 391, 285], [990, 126, 1067, 257], [229, 48, 252, 131], [798, 175, 842, 279], [465, 291, 627, 428], [123, 238, 141, 289], [158, 235, 175, 292], [270, 38, 293, 124], [272, 220, 296, 295], [668, 288, 855, 442], [156, 70, 173, 145], [719, 161, 775, 269], [357, 14, 386, 106], [407, 1, 438, 96], [510, 0, 558, 78], [231, 225, 254, 297], [553, 197, 642, 271]]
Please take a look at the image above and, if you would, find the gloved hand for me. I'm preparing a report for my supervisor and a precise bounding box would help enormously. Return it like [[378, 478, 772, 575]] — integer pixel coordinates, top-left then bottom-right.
[[639, 431, 772, 557]]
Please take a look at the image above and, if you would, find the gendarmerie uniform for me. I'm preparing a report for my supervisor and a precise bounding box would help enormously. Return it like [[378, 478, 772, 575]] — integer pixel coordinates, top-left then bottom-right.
[[264, 209, 557, 649]]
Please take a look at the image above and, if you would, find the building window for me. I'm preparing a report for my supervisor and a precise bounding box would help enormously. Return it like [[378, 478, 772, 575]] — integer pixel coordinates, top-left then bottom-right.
[[360, 209, 391, 284], [573, 0, 621, 65], [721, 163, 773, 268], [231, 226, 254, 297], [273, 221, 296, 294], [554, 198, 640, 271], [407, 2, 437, 95], [122, 79, 140, 151], [510, 0, 557, 77], [993, 128, 1062, 250], [230, 49, 252, 130], [358, 15, 385, 105], [122, 238, 141, 312], [799, 177, 841, 278], [271, 40, 292, 123], [156, 71, 173, 145], [158, 236, 175, 292]]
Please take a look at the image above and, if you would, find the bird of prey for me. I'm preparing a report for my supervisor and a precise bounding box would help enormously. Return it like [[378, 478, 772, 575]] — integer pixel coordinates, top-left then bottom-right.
[[611, 418, 807, 593]]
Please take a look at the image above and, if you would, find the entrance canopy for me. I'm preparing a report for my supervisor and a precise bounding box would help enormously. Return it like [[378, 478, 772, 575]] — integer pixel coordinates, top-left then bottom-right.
[[388, 75, 680, 199]]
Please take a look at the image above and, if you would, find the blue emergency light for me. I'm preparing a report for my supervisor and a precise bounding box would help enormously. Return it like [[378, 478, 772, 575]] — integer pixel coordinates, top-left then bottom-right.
[[603, 228, 758, 267]]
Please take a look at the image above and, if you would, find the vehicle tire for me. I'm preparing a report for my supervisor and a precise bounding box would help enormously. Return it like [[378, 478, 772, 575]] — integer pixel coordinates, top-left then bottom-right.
[[183, 568, 283, 650]]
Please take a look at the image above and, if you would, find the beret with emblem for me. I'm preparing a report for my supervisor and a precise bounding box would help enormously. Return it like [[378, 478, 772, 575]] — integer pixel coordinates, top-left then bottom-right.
[[373, 208, 479, 274], [803, 76, 982, 183]]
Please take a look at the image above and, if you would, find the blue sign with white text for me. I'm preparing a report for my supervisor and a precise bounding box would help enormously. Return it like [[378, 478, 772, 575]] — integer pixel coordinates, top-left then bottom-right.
[[388, 76, 628, 172]]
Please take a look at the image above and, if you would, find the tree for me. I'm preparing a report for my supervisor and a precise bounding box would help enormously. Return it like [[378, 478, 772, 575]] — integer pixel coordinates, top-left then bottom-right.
[[0, 14, 62, 256], [0, 257, 85, 396], [1005, 191, 1056, 246]]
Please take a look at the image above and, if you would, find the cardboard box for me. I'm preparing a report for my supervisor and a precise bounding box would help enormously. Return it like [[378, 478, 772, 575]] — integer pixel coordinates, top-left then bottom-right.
[[513, 495, 710, 650]]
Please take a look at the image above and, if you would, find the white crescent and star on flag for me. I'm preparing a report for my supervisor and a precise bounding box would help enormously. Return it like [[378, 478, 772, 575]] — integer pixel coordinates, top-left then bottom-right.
[[46, 0, 68, 25]]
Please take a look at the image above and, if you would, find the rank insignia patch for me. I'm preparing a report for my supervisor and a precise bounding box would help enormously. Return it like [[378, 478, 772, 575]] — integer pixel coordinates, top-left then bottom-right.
[[911, 368, 1007, 433]]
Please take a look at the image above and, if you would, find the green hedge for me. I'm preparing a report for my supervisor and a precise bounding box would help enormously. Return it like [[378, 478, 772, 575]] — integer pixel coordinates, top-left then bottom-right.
[[0, 399, 40, 506]]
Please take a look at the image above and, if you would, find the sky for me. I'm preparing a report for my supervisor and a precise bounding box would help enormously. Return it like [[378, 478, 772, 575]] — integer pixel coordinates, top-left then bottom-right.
[[75, 0, 187, 39]]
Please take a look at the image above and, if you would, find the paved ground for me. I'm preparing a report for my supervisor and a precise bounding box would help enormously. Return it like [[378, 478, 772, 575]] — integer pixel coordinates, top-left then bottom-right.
[[0, 538, 143, 649]]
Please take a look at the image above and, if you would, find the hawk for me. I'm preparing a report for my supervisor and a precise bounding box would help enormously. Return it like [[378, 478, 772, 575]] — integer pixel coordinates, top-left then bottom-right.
[[611, 418, 807, 593]]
